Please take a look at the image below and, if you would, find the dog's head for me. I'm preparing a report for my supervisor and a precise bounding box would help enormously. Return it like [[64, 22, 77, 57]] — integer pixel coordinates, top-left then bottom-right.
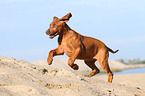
[[46, 13, 72, 39]]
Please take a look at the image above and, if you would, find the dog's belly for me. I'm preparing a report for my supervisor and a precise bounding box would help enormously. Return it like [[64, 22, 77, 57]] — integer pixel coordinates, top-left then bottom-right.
[[61, 45, 97, 59], [64, 51, 73, 57], [61, 43, 98, 59], [63, 49, 73, 57]]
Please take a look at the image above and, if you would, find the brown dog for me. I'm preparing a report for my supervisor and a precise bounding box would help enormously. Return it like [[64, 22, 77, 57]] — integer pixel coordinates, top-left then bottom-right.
[[46, 13, 119, 83]]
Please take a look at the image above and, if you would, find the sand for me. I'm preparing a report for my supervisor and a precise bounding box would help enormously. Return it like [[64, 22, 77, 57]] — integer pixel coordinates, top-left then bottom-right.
[[33, 57, 145, 74], [0, 56, 145, 96]]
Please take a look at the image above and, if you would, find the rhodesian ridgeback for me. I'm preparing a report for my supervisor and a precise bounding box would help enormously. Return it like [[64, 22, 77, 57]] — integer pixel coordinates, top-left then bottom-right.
[[46, 13, 119, 83]]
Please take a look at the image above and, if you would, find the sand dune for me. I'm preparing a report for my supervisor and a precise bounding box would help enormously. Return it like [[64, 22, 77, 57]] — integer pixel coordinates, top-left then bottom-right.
[[33, 57, 145, 72], [0, 56, 145, 96]]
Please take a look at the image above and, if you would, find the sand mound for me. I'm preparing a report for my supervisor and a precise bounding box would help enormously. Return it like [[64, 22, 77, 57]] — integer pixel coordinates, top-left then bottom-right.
[[33, 58, 145, 72], [0, 56, 145, 96]]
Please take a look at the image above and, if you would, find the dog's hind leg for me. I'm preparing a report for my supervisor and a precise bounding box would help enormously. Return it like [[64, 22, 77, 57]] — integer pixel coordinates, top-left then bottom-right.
[[96, 51, 113, 83], [84, 59, 100, 77]]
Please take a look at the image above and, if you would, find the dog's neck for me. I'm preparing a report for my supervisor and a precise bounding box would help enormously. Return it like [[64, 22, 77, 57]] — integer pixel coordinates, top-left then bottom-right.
[[59, 23, 72, 37]]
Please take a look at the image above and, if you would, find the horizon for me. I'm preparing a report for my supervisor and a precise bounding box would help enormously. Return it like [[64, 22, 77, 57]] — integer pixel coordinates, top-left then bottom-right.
[[0, 0, 145, 62]]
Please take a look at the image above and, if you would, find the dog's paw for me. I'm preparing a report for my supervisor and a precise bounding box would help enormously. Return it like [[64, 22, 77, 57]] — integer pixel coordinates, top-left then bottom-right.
[[72, 64, 79, 70], [47, 58, 53, 65], [85, 69, 99, 77], [84, 75, 92, 77]]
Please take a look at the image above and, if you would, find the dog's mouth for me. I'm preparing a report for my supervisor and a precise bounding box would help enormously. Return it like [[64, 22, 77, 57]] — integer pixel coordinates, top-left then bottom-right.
[[49, 32, 58, 39]]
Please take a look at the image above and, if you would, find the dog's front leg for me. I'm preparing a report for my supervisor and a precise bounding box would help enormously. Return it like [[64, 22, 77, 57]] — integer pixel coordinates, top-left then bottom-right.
[[47, 47, 64, 65], [68, 48, 81, 70]]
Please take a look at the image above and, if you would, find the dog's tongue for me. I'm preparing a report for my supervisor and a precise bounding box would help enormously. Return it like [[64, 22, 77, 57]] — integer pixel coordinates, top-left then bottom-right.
[[49, 35, 54, 38], [49, 32, 58, 38]]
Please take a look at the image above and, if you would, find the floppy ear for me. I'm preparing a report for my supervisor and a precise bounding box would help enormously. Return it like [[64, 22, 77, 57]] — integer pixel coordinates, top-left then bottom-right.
[[53, 16, 59, 20], [59, 13, 72, 22]]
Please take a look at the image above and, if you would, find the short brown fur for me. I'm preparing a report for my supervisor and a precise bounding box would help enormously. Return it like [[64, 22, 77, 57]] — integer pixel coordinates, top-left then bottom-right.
[[46, 13, 119, 83]]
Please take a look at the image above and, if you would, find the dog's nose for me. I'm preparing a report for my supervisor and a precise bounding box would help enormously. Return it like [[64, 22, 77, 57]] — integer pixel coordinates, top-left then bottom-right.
[[45, 29, 50, 35], [45, 31, 47, 34], [46, 31, 49, 35]]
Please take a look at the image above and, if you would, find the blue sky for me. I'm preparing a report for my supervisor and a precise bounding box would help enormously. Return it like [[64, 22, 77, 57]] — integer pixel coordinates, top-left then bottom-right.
[[0, 0, 145, 62]]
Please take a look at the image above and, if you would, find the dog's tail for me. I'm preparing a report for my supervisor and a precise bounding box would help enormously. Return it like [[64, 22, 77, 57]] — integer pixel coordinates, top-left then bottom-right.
[[107, 47, 119, 54]]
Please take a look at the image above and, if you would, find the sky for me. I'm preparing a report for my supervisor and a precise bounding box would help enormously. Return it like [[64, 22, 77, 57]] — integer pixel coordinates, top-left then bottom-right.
[[0, 0, 145, 62]]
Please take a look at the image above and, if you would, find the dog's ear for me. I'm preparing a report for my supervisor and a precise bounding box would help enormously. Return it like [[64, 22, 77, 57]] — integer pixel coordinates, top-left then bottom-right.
[[59, 13, 72, 22], [53, 16, 59, 20]]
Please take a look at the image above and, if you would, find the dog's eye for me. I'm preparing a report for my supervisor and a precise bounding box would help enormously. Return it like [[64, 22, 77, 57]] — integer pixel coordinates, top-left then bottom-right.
[[54, 25, 58, 27]]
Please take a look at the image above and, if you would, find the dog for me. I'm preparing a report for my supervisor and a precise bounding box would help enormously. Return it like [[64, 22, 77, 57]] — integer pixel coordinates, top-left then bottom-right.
[[45, 13, 119, 83]]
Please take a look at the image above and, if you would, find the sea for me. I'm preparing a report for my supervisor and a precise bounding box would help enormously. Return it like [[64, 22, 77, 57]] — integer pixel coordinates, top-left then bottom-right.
[[100, 67, 145, 75], [114, 67, 145, 75]]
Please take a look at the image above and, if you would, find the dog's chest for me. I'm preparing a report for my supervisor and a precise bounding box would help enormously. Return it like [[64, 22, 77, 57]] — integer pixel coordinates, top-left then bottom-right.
[[61, 40, 74, 57]]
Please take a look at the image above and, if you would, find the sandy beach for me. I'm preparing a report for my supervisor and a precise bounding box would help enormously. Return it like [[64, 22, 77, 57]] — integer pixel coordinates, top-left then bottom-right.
[[33, 57, 145, 74], [0, 56, 145, 96]]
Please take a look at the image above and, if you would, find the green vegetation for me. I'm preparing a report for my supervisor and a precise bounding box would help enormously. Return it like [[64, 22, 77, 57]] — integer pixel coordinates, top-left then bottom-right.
[[119, 58, 145, 65]]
